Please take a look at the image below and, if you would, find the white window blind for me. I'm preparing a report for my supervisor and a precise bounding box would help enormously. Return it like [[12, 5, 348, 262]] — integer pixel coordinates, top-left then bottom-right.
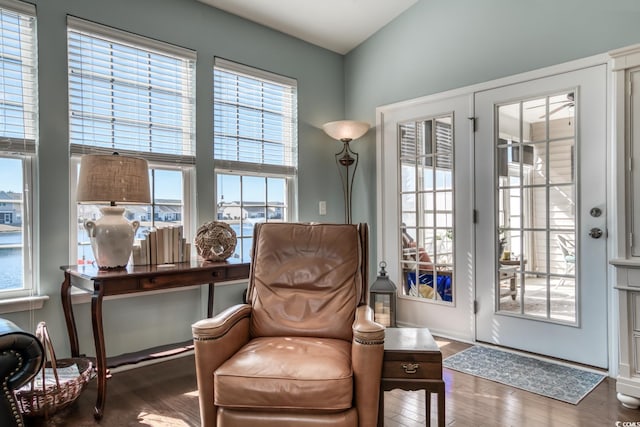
[[0, 0, 36, 154], [214, 58, 297, 175], [67, 17, 196, 164]]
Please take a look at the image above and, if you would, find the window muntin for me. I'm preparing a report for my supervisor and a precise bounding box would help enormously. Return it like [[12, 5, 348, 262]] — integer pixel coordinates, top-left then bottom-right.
[[216, 173, 287, 261], [0, 1, 36, 297], [67, 18, 196, 265], [399, 115, 454, 303], [213, 58, 297, 259], [496, 92, 577, 323]]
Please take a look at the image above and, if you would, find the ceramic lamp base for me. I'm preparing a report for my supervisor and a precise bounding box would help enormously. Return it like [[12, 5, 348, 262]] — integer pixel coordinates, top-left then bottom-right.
[[85, 206, 140, 269]]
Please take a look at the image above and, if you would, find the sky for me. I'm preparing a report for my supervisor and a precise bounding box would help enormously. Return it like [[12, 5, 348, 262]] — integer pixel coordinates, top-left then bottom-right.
[[0, 158, 22, 193]]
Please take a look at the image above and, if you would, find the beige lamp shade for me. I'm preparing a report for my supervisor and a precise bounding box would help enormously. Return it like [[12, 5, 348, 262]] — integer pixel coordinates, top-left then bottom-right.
[[77, 154, 151, 204], [322, 120, 370, 142]]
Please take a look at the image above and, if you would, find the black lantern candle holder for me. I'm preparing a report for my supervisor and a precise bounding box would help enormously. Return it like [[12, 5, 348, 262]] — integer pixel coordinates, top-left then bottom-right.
[[369, 261, 397, 327]]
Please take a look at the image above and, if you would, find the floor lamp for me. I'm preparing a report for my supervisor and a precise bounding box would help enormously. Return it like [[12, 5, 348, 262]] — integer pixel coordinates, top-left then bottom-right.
[[322, 120, 370, 224]]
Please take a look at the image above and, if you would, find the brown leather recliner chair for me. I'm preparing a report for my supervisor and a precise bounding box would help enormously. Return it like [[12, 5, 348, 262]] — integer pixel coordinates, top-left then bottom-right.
[[192, 222, 385, 427]]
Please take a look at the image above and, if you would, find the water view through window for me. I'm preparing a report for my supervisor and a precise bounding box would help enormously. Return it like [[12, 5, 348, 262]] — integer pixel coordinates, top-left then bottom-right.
[[0, 157, 24, 290]]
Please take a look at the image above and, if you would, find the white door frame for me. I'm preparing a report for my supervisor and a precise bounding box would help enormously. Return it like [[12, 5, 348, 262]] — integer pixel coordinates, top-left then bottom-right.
[[376, 52, 618, 375]]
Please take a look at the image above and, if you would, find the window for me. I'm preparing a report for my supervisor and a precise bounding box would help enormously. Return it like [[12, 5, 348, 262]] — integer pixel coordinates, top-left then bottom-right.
[[213, 58, 297, 260], [496, 93, 577, 322], [399, 115, 454, 303], [67, 17, 196, 265], [0, 1, 37, 297]]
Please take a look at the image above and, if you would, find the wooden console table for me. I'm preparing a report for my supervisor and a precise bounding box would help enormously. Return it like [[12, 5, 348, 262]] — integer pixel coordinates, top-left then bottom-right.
[[60, 260, 250, 420], [378, 327, 445, 427]]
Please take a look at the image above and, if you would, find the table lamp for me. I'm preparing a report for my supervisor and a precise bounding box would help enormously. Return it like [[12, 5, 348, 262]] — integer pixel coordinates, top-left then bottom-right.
[[76, 153, 151, 269]]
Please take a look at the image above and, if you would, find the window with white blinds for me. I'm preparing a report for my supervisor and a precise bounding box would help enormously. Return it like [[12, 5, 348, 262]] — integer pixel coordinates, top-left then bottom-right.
[[213, 58, 298, 262], [67, 17, 196, 164], [0, 0, 37, 154], [0, 0, 36, 297], [213, 58, 297, 174], [67, 17, 196, 267]]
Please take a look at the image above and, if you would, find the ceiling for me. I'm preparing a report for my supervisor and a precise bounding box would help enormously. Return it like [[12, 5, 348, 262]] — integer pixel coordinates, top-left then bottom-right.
[[197, 0, 418, 54]]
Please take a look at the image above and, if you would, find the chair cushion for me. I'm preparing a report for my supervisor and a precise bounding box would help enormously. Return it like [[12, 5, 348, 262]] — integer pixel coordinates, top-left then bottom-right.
[[248, 223, 361, 341], [214, 336, 353, 411], [217, 407, 358, 426]]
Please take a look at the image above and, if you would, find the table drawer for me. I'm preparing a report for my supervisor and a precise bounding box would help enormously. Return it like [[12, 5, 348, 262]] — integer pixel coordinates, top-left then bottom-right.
[[209, 268, 228, 281], [140, 269, 229, 290], [95, 277, 139, 293], [382, 359, 442, 380]]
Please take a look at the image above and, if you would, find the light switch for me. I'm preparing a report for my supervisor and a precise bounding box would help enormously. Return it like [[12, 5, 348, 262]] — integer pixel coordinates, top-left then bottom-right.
[[319, 201, 327, 215]]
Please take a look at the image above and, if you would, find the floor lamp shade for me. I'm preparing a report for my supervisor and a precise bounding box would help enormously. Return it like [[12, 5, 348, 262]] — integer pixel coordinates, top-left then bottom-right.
[[322, 120, 369, 142], [76, 154, 151, 269], [322, 120, 370, 224]]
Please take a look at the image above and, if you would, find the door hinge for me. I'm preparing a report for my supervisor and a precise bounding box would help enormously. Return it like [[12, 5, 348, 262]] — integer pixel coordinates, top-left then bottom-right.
[[630, 156, 633, 173], [473, 209, 478, 224], [631, 232, 634, 249], [468, 117, 477, 132], [474, 300, 478, 314], [630, 80, 633, 97]]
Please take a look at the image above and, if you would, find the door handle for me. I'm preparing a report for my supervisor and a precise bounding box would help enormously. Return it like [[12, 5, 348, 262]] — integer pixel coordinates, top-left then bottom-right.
[[590, 207, 602, 217], [589, 228, 603, 239]]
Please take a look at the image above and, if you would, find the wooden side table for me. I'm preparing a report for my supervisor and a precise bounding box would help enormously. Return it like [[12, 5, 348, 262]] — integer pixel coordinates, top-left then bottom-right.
[[378, 327, 445, 427]]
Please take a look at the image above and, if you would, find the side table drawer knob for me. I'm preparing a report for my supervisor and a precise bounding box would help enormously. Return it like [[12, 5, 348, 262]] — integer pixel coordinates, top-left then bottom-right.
[[402, 363, 420, 374]]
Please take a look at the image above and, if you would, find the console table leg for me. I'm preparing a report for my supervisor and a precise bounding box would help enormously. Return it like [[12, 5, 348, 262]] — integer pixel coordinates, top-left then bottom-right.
[[207, 283, 214, 318], [91, 289, 107, 420], [426, 390, 431, 426], [437, 382, 445, 427], [61, 272, 80, 357]]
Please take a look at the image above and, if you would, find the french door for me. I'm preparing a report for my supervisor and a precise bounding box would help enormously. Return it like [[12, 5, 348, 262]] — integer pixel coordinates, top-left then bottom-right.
[[474, 65, 608, 368], [378, 94, 474, 339]]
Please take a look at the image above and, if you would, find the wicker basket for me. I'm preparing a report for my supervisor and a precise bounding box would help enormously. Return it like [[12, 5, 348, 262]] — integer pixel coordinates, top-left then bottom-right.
[[14, 322, 95, 418]]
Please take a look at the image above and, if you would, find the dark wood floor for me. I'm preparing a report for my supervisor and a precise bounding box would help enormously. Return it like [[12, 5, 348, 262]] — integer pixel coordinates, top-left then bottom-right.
[[24, 337, 640, 426]]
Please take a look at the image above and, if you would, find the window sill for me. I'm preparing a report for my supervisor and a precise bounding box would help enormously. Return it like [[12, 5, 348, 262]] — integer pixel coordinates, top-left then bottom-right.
[[0, 295, 49, 314]]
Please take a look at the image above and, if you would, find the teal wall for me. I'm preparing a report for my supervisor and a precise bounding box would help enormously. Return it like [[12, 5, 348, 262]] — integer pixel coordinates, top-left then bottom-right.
[[5, 0, 346, 357], [344, 0, 640, 264]]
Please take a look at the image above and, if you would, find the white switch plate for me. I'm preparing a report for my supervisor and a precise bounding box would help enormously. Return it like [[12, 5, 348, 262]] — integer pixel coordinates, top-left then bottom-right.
[[319, 201, 327, 215]]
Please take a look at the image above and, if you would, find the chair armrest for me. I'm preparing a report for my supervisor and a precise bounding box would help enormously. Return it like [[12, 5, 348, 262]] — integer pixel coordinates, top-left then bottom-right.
[[192, 303, 252, 340], [352, 305, 384, 427], [192, 304, 252, 427], [352, 305, 385, 344]]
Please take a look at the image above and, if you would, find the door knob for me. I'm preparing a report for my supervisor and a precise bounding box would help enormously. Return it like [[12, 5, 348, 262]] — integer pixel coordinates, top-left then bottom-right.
[[589, 228, 603, 239]]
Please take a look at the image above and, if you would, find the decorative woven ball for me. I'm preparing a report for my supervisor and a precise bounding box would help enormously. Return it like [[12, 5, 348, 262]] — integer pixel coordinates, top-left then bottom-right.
[[195, 221, 237, 261]]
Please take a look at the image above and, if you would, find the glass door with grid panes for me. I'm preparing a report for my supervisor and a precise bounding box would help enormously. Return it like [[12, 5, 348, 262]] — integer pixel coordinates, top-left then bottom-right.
[[400, 116, 454, 303], [378, 93, 474, 339], [474, 65, 608, 368]]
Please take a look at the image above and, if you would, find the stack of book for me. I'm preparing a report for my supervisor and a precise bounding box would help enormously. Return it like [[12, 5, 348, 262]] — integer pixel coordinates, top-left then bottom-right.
[[132, 225, 191, 265]]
